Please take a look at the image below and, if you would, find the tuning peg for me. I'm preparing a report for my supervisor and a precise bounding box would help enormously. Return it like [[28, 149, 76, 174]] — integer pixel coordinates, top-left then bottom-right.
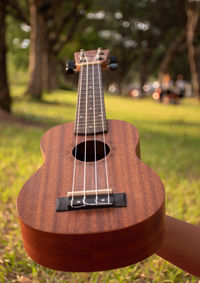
[[109, 63, 118, 71], [97, 47, 104, 55], [66, 60, 76, 74], [96, 55, 103, 61], [109, 56, 118, 64]]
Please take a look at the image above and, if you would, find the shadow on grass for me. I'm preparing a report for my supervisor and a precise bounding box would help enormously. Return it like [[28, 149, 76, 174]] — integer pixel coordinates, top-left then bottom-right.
[[35, 99, 76, 108], [13, 96, 76, 108], [14, 112, 73, 128], [127, 118, 200, 128], [0, 109, 72, 130], [145, 120, 200, 128]]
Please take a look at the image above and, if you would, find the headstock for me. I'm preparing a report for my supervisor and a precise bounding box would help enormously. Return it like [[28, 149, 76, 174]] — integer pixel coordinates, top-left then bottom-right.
[[66, 48, 118, 74], [74, 48, 110, 69]]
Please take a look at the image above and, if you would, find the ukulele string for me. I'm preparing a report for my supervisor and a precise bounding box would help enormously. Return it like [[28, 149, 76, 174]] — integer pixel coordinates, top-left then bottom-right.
[[83, 56, 99, 206], [97, 63, 110, 204], [83, 55, 89, 206], [71, 64, 83, 207], [92, 62, 98, 205]]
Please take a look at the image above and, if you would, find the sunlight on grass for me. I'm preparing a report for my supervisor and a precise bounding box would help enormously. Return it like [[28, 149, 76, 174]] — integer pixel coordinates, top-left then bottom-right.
[[0, 85, 200, 281]]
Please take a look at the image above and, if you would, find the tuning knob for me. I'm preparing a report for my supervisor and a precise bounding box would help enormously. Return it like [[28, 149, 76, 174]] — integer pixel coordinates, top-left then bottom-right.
[[66, 60, 76, 74], [109, 63, 118, 71], [109, 56, 118, 64], [97, 47, 104, 55]]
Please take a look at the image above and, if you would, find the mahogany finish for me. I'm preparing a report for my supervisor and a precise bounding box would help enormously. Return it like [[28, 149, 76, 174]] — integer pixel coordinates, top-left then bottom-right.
[[17, 120, 165, 271], [17, 48, 165, 271]]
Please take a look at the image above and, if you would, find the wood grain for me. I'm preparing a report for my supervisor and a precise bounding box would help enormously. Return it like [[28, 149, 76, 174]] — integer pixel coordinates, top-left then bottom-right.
[[17, 119, 165, 271]]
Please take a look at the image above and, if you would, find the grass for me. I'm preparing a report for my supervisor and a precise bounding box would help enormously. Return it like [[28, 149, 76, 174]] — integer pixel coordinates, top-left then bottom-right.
[[0, 84, 200, 282]]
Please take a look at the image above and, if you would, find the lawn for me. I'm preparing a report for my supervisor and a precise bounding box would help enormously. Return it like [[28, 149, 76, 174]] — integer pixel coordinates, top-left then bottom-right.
[[0, 85, 200, 282]]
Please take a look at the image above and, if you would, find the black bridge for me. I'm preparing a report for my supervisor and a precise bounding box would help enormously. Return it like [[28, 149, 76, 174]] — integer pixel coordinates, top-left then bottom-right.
[[56, 193, 126, 211]]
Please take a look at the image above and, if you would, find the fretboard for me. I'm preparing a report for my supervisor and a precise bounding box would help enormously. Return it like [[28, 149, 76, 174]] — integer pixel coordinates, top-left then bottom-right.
[[74, 64, 107, 135]]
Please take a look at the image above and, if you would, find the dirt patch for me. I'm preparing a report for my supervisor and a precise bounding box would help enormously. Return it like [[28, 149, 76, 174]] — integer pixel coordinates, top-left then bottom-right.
[[0, 109, 47, 129]]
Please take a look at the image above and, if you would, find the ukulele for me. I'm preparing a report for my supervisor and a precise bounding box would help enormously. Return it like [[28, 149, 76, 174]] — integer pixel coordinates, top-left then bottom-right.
[[17, 48, 165, 272]]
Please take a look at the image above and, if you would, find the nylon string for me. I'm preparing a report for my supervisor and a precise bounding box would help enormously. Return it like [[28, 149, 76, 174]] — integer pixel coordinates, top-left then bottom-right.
[[97, 63, 110, 204], [71, 57, 110, 207], [83, 58, 89, 205], [92, 63, 98, 204], [71, 65, 84, 207]]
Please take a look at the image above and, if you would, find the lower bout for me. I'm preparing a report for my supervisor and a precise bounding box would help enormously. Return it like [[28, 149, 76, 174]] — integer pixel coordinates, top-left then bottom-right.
[[19, 206, 165, 272]]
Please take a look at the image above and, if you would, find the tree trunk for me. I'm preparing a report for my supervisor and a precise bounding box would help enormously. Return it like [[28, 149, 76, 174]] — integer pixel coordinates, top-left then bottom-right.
[[139, 49, 153, 97], [139, 63, 148, 97], [159, 30, 186, 82], [46, 51, 59, 92], [25, 0, 48, 99], [186, 1, 200, 99], [0, 0, 11, 112]]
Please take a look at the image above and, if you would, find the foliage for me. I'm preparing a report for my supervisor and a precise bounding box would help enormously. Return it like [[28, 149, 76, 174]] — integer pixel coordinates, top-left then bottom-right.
[[0, 84, 199, 282], [6, 21, 29, 71], [5, 0, 193, 90]]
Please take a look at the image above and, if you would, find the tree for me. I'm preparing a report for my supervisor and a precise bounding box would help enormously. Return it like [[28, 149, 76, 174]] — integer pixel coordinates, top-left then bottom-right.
[[186, 0, 200, 100], [159, 31, 186, 81], [0, 0, 11, 113], [82, 0, 190, 95], [25, 0, 90, 99]]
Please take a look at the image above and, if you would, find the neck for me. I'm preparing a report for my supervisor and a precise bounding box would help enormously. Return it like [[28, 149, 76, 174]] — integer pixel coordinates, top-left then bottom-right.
[[74, 63, 107, 135]]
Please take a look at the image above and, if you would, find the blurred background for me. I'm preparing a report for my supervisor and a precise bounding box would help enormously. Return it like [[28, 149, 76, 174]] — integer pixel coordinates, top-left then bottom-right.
[[1, 0, 200, 108], [0, 0, 200, 282]]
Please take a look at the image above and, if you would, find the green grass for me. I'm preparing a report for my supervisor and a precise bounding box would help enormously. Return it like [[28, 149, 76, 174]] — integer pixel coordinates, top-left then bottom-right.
[[0, 85, 200, 282]]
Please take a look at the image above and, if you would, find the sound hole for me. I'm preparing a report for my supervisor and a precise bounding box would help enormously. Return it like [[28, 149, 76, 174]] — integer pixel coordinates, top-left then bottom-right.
[[72, 140, 110, 162]]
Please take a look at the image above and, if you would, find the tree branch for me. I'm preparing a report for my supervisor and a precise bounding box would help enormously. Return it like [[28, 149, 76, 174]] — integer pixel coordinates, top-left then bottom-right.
[[52, 1, 91, 54], [53, 12, 81, 54], [7, 0, 29, 24], [54, 0, 81, 37], [159, 30, 186, 78]]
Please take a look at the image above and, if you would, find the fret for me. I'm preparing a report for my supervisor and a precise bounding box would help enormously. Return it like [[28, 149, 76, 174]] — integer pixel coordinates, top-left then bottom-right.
[[75, 127, 107, 131], [80, 82, 103, 85], [75, 122, 107, 126], [78, 100, 104, 104], [75, 120, 106, 124], [75, 120, 106, 125], [75, 125, 107, 129], [78, 95, 104, 99], [74, 64, 107, 135], [76, 110, 105, 114], [76, 121, 106, 125], [79, 91, 104, 95], [76, 119, 106, 122], [79, 88, 104, 92], [81, 77, 100, 82], [78, 94, 104, 98], [78, 106, 106, 110], [76, 117, 106, 121]]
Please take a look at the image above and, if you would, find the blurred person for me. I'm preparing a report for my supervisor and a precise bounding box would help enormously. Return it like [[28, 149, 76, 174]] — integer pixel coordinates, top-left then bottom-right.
[[175, 74, 186, 98], [160, 73, 173, 102]]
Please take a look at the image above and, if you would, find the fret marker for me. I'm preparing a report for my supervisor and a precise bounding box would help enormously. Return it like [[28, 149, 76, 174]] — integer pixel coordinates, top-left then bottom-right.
[[80, 115, 83, 118], [89, 125, 93, 128], [89, 86, 92, 89], [89, 95, 92, 98], [89, 107, 92, 110]]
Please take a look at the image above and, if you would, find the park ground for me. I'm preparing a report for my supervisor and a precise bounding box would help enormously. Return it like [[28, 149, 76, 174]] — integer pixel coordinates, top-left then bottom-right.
[[0, 85, 200, 282]]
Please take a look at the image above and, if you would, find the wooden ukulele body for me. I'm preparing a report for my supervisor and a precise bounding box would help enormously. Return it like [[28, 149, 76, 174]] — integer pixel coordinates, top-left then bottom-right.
[[17, 119, 165, 272]]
